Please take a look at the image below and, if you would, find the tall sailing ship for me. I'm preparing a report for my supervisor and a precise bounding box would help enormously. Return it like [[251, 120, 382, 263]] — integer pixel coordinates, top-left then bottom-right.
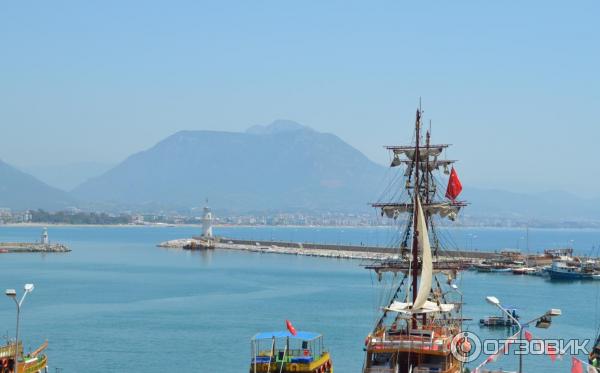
[[362, 106, 468, 373]]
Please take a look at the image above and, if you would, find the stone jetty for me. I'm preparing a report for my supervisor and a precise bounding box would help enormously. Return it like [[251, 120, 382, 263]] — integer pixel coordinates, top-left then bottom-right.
[[158, 237, 494, 261], [0, 242, 71, 253]]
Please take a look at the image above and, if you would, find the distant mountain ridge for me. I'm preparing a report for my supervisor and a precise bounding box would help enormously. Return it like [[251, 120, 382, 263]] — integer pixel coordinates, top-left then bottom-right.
[[3, 121, 600, 223], [72, 121, 387, 212], [0, 159, 75, 210]]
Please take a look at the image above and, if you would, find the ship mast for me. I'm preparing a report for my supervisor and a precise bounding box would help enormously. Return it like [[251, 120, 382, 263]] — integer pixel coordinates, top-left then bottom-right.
[[411, 108, 421, 317]]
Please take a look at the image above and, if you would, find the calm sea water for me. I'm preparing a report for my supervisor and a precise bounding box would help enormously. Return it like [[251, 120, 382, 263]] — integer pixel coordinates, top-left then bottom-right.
[[0, 225, 599, 372]]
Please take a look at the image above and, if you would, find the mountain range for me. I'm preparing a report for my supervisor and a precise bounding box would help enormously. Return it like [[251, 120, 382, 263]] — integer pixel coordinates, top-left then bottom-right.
[[1, 120, 600, 224], [0, 160, 75, 210], [72, 120, 384, 212]]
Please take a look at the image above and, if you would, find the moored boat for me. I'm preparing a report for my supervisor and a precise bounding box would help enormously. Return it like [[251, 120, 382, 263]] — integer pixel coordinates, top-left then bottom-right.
[[512, 267, 536, 275], [250, 330, 333, 373], [547, 260, 593, 281], [0, 340, 48, 373], [480, 308, 519, 327]]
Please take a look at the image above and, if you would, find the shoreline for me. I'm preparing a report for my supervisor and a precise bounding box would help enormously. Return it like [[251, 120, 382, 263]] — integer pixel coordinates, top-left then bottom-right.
[[3, 223, 600, 231]]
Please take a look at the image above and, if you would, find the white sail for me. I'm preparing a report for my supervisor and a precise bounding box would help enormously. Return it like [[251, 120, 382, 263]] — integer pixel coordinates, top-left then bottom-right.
[[412, 196, 432, 310]]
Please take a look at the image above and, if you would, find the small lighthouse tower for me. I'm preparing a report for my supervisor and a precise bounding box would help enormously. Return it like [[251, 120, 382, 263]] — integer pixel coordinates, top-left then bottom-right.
[[41, 227, 49, 244], [201, 200, 213, 238]]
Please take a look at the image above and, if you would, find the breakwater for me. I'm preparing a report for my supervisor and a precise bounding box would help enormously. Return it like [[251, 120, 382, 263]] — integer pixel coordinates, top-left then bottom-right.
[[158, 237, 495, 260], [0, 242, 71, 253]]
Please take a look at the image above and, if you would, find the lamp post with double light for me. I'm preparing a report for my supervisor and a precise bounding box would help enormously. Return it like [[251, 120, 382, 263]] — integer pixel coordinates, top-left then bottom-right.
[[5, 283, 35, 373], [485, 295, 560, 373]]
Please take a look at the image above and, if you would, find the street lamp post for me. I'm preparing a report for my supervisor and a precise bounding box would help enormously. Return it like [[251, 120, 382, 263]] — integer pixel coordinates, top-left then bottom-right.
[[5, 283, 35, 373], [485, 295, 561, 373]]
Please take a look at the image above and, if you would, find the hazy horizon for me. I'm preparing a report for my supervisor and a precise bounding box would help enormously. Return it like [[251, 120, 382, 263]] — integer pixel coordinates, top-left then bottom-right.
[[1, 1, 599, 196]]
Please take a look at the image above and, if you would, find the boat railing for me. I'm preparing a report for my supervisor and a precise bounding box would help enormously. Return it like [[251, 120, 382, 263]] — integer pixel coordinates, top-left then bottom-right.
[[363, 367, 397, 373], [368, 336, 450, 352], [0, 341, 23, 359], [253, 348, 322, 363], [23, 355, 47, 373]]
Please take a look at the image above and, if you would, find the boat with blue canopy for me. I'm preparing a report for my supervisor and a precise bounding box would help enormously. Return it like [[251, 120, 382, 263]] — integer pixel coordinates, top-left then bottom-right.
[[250, 330, 333, 373]]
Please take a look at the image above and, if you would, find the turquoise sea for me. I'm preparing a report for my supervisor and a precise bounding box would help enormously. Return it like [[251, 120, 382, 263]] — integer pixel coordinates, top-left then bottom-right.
[[1, 225, 599, 372]]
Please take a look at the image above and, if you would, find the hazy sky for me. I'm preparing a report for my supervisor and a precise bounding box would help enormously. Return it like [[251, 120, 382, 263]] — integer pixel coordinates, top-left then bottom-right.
[[1, 1, 598, 195]]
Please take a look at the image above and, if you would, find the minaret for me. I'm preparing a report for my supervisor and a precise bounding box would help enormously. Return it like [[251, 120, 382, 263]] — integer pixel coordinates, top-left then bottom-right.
[[201, 200, 213, 238], [41, 227, 49, 244]]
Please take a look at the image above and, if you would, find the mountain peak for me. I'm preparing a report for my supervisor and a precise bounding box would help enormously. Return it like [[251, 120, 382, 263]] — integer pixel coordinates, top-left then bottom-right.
[[246, 120, 311, 135]]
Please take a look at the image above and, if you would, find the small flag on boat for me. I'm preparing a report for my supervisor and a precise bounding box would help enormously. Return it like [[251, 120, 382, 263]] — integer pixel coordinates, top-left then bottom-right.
[[445, 167, 463, 201], [286, 320, 297, 336], [572, 356, 583, 373], [546, 343, 558, 362]]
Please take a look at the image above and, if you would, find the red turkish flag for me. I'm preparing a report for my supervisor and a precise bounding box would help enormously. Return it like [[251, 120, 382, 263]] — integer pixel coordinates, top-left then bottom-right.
[[286, 320, 297, 336], [572, 357, 583, 373], [524, 330, 533, 342], [445, 167, 463, 201], [546, 344, 557, 362]]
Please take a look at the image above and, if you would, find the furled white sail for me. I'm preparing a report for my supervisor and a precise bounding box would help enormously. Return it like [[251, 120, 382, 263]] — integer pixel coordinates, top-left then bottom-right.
[[385, 300, 454, 314], [380, 203, 461, 220], [412, 196, 432, 310]]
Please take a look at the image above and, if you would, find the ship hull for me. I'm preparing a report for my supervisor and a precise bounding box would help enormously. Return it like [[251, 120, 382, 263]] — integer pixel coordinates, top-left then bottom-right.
[[547, 269, 592, 280]]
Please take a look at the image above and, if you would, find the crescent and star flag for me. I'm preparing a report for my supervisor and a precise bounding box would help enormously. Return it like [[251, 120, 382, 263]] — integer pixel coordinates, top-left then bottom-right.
[[445, 167, 463, 201], [286, 320, 297, 336]]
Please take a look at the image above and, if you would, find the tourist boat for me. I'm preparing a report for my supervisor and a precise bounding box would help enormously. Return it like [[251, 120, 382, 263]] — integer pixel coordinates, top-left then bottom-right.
[[249, 329, 333, 373], [0, 340, 48, 373], [362, 106, 467, 373]]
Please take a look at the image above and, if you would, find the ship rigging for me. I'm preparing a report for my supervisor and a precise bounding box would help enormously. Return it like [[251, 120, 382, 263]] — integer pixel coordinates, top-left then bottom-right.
[[362, 105, 468, 373]]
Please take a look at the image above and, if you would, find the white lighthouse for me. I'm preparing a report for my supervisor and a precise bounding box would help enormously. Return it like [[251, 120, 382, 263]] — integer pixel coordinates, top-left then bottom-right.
[[41, 227, 49, 244], [201, 200, 213, 238]]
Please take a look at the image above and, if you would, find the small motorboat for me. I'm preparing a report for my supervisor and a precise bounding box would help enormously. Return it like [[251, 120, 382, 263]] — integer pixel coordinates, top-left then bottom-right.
[[480, 308, 519, 327]]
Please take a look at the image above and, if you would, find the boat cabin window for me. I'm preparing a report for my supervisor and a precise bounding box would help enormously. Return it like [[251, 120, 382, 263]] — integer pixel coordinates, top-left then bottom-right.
[[370, 352, 393, 366], [409, 329, 434, 340]]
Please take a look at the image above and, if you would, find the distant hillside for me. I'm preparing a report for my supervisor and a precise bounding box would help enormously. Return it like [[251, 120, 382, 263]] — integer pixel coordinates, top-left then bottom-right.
[[22, 161, 115, 191], [72, 120, 388, 212], [3, 119, 598, 223], [0, 159, 75, 210], [462, 188, 600, 222]]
